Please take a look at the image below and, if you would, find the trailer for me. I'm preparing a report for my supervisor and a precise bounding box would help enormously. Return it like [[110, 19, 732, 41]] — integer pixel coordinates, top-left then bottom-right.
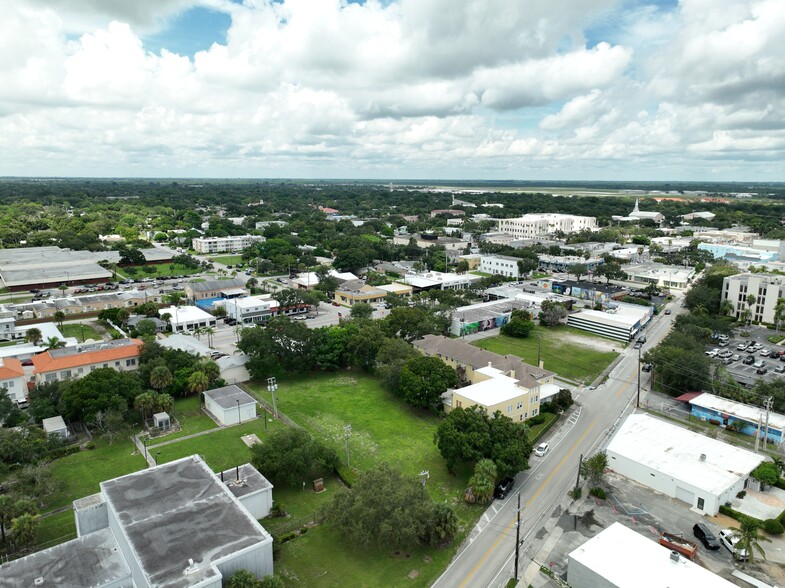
[[659, 531, 698, 560]]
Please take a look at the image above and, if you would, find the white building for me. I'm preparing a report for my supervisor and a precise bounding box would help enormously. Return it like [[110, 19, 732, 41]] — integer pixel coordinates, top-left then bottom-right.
[[224, 295, 279, 325], [496, 214, 596, 238], [567, 302, 652, 342], [159, 305, 217, 333], [1, 455, 274, 587], [722, 273, 785, 324], [622, 263, 695, 290], [479, 254, 521, 278], [191, 235, 265, 254], [0, 358, 26, 403], [0, 306, 16, 341], [42, 415, 68, 438], [204, 385, 257, 426], [612, 199, 665, 224], [402, 271, 483, 291], [567, 522, 737, 588], [31, 338, 143, 385], [680, 211, 716, 221], [606, 414, 765, 516]]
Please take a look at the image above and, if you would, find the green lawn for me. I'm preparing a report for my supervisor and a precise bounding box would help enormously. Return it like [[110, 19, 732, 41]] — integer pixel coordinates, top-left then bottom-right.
[[210, 255, 243, 266], [148, 396, 217, 443], [473, 327, 618, 384], [116, 263, 201, 279], [60, 323, 103, 342], [36, 510, 77, 550], [527, 411, 560, 442], [45, 438, 147, 512]]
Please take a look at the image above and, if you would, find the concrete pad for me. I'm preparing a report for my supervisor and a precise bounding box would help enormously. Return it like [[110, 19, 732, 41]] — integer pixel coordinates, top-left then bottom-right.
[[732, 487, 785, 521], [241, 433, 261, 447]]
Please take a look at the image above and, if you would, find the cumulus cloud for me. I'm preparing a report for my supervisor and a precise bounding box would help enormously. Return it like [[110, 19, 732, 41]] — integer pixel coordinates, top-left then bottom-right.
[[0, 0, 784, 179]]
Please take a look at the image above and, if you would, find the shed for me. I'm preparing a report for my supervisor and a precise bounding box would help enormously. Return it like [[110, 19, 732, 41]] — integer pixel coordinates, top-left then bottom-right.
[[152, 412, 171, 431], [204, 385, 256, 426], [42, 415, 68, 439]]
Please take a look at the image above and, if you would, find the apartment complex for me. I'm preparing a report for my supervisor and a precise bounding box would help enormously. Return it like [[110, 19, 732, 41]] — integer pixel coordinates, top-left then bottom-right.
[[31, 338, 143, 384], [191, 235, 265, 254], [479, 254, 522, 279], [722, 273, 785, 324], [496, 214, 597, 238]]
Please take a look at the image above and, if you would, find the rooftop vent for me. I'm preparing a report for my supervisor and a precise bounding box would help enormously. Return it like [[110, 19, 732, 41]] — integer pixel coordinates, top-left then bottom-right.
[[34, 578, 45, 586], [184, 558, 198, 576], [669, 550, 680, 563], [699, 453, 707, 461]]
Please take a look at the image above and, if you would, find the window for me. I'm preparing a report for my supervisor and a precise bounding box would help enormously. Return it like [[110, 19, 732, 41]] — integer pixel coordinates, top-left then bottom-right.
[[4, 381, 13, 388], [126, 358, 136, 367], [61, 370, 72, 379], [516, 401, 523, 409], [45, 373, 57, 383], [456, 400, 462, 408], [115, 362, 121, 367], [519, 415, 523, 421], [78, 368, 84, 374], [697, 497, 705, 510], [507, 405, 512, 413], [532, 408, 538, 416]]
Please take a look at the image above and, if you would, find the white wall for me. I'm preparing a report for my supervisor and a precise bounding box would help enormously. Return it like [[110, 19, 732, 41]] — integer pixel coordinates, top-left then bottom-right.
[[1, 376, 27, 402], [567, 556, 617, 588], [206, 396, 256, 426], [238, 488, 273, 520], [215, 539, 274, 585]]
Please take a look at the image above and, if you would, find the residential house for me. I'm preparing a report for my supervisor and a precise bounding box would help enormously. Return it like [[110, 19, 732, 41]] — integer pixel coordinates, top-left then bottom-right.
[[31, 338, 143, 385], [0, 358, 26, 403]]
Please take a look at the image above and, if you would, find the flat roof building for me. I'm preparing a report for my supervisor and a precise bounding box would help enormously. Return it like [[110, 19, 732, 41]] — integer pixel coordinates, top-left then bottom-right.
[[721, 273, 785, 324], [224, 295, 279, 325], [184, 278, 249, 302], [159, 305, 217, 333], [204, 385, 257, 426], [496, 214, 597, 238], [687, 392, 785, 446], [566, 302, 652, 342], [192, 235, 265, 254], [31, 338, 143, 385], [402, 271, 482, 291]]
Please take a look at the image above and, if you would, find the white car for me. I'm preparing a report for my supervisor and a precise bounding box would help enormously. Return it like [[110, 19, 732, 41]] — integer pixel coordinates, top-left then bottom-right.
[[760, 349, 770, 356], [719, 529, 748, 561], [705, 349, 719, 358], [737, 343, 748, 351], [534, 443, 550, 457]]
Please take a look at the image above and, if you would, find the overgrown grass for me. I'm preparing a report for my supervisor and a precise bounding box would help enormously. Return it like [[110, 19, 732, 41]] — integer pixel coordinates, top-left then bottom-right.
[[60, 323, 103, 342], [210, 255, 244, 266], [116, 263, 201, 279], [473, 327, 618, 383]]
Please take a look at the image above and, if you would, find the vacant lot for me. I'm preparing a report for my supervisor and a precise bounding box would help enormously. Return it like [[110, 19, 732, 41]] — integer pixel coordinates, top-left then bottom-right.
[[60, 323, 103, 342], [210, 254, 244, 266], [474, 326, 619, 384]]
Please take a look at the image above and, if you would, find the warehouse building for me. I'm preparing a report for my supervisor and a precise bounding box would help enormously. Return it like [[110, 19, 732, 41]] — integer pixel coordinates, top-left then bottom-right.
[[566, 302, 652, 342]]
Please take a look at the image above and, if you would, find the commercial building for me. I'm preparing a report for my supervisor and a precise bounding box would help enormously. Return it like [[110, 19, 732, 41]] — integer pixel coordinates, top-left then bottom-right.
[[224, 295, 279, 325], [622, 263, 695, 291], [479, 254, 521, 279], [698, 242, 778, 263], [0, 358, 26, 404], [0, 455, 274, 587], [184, 278, 249, 302], [377, 282, 414, 298], [537, 255, 604, 274], [0, 246, 112, 291], [402, 271, 483, 292], [31, 338, 143, 385], [457, 253, 482, 269], [566, 302, 652, 342], [680, 211, 716, 221], [290, 270, 357, 290], [333, 283, 388, 306], [191, 235, 265, 254], [204, 385, 257, 426], [159, 305, 217, 333], [0, 306, 16, 341], [686, 392, 785, 446], [8, 289, 164, 321], [606, 414, 765, 516], [392, 233, 471, 251], [413, 335, 557, 422], [450, 299, 531, 337], [496, 214, 597, 238], [567, 522, 736, 588], [721, 273, 785, 324]]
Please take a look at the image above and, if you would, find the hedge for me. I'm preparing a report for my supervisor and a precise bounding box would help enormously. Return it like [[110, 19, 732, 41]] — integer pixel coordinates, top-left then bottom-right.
[[719, 504, 763, 527], [763, 518, 784, 535]]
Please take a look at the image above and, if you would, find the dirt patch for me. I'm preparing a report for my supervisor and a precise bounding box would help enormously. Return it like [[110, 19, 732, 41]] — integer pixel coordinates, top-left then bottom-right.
[[556, 331, 620, 353], [407, 570, 420, 580]]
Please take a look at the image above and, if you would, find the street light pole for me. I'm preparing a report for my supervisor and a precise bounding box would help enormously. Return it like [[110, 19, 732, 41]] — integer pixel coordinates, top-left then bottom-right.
[[267, 377, 278, 418]]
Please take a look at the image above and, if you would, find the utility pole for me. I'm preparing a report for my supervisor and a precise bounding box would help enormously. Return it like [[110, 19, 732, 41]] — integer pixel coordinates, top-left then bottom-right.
[[755, 414, 763, 453], [343, 424, 352, 467], [636, 346, 642, 408], [514, 492, 522, 581], [267, 377, 278, 418], [575, 453, 583, 494], [763, 397, 774, 447]]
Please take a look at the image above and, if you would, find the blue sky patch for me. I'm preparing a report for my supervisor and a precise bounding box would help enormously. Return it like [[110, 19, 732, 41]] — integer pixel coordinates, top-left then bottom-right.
[[144, 6, 232, 56]]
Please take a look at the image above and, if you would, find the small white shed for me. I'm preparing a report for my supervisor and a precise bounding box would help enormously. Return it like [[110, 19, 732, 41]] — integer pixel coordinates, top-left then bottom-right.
[[42, 415, 68, 439], [153, 412, 171, 431], [204, 385, 256, 426]]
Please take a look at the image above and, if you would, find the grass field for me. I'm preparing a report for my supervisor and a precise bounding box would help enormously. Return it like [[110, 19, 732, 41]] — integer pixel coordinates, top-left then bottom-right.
[[473, 326, 619, 384], [36, 510, 77, 550], [116, 263, 201, 279], [248, 372, 483, 587], [60, 323, 103, 342], [210, 255, 243, 266], [148, 396, 218, 443]]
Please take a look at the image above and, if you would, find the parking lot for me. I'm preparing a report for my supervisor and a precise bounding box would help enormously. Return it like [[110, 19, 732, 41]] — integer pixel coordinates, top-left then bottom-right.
[[706, 327, 785, 386]]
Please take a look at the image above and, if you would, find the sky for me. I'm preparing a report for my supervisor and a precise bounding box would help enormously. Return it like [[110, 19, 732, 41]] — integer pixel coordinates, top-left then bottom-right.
[[1, 0, 784, 181]]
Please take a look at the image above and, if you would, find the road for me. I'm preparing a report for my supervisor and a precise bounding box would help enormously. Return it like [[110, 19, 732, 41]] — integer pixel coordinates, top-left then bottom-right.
[[432, 294, 687, 588]]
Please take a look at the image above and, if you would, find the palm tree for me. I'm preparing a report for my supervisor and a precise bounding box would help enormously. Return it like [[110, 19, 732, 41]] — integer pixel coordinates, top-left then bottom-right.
[[187, 371, 209, 396], [149, 366, 173, 391], [134, 391, 157, 422], [199, 360, 220, 383], [734, 519, 771, 563], [53, 310, 65, 329], [246, 277, 258, 292], [203, 327, 215, 348], [44, 336, 65, 350], [192, 326, 203, 340], [154, 392, 175, 416], [24, 328, 42, 345], [10, 513, 39, 549], [116, 308, 130, 326], [746, 294, 757, 324], [719, 299, 734, 318]]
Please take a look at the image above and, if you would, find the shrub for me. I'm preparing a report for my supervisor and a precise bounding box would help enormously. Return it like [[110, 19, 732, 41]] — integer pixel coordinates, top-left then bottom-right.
[[529, 414, 546, 426], [269, 500, 286, 518], [763, 518, 785, 535], [589, 487, 607, 500], [708, 419, 721, 426], [568, 487, 582, 500], [736, 491, 746, 499], [719, 504, 762, 526]]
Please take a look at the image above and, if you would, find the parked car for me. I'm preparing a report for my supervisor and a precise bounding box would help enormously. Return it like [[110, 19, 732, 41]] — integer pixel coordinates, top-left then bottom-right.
[[757, 366, 768, 375], [753, 360, 765, 368], [780, 354, 785, 363], [760, 349, 770, 357], [719, 529, 748, 561], [692, 523, 721, 550], [737, 343, 748, 351], [534, 443, 550, 457], [705, 349, 719, 358], [494, 477, 515, 499], [641, 363, 652, 372], [775, 365, 785, 374], [718, 341, 729, 347], [731, 354, 741, 361]]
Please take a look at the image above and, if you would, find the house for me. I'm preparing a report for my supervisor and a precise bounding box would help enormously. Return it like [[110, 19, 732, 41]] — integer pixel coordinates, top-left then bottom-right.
[[204, 385, 257, 426], [31, 338, 143, 385], [0, 358, 26, 404], [224, 295, 280, 325], [127, 315, 167, 333], [606, 413, 765, 515], [1, 455, 274, 587], [42, 415, 68, 439], [567, 522, 736, 588], [686, 392, 785, 446], [159, 305, 217, 334], [333, 282, 388, 306], [413, 335, 557, 423], [184, 278, 249, 303]]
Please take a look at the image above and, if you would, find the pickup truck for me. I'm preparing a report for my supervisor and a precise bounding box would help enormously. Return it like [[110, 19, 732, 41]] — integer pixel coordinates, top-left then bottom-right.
[[659, 531, 698, 560]]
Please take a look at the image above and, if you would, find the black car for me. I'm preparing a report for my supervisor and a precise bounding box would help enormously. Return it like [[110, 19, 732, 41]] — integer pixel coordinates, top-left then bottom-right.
[[641, 363, 652, 372], [743, 355, 755, 365], [494, 477, 514, 499], [693, 522, 720, 550]]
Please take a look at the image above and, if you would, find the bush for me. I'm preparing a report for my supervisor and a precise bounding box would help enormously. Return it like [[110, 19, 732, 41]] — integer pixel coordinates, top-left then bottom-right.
[[737, 491, 746, 499], [528, 414, 546, 426], [719, 504, 762, 527], [589, 487, 607, 500], [776, 478, 785, 491], [568, 487, 582, 500], [763, 518, 785, 535]]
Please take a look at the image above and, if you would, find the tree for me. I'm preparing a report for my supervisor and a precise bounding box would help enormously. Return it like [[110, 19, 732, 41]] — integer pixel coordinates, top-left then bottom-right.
[[53, 311, 65, 328], [187, 371, 209, 395], [10, 513, 39, 548], [350, 302, 374, 320], [24, 328, 42, 345], [312, 325, 350, 371], [199, 359, 221, 383], [250, 427, 338, 487], [568, 263, 588, 281], [325, 463, 435, 549], [774, 298, 785, 333], [424, 503, 459, 547], [246, 277, 259, 291], [595, 261, 626, 284], [90, 409, 128, 444], [60, 368, 143, 421], [539, 300, 567, 327], [579, 451, 608, 486], [399, 356, 458, 410], [434, 406, 491, 472], [227, 569, 262, 588], [238, 317, 315, 379], [116, 308, 130, 326], [733, 519, 771, 563], [149, 366, 173, 391], [500, 317, 535, 338], [346, 322, 386, 372], [456, 260, 470, 273], [134, 391, 157, 422], [467, 459, 497, 504], [382, 306, 448, 341], [165, 291, 186, 307], [0, 496, 14, 543], [134, 318, 158, 337], [119, 246, 145, 265], [750, 462, 780, 488]]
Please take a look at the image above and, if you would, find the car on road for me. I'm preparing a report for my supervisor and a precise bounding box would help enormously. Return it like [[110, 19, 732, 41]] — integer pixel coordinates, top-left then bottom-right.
[[664, 309, 671, 315], [633, 341, 643, 349], [494, 477, 515, 499], [692, 522, 721, 550], [534, 443, 550, 457], [641, 363, 652, 372], [719, 529, 748, 561]]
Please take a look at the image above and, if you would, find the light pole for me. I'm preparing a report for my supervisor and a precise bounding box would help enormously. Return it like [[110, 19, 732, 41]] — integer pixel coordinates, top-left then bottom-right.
[[460, 317, 465, 339], [267, 377, 278, 418], [636, 346, 641, 408], [237, 399, 241, 425], [343, 424, 352, 467]]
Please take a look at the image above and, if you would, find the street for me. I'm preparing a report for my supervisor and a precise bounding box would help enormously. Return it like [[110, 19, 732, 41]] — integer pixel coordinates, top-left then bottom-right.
[[431, 293, 687, 588]]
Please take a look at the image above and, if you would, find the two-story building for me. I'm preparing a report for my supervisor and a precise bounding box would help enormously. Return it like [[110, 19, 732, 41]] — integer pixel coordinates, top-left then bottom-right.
[[333, 282, 388, 306], [0, 358, 27, 404], [479, 254, 522, 279], [31, 338, 143, 385], [224, 295, 279, 325], [413, 335, 557, 423]]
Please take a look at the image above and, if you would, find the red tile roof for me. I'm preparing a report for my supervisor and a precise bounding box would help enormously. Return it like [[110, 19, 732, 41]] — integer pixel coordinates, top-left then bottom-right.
[[0, 358, 24, 380], [32, 340, 143, 374]]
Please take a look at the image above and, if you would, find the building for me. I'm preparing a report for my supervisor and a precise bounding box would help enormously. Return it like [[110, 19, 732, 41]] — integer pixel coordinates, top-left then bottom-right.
[[413, 335, 557, 422], [606, 413, 765, 515], [184, 278, 249, 303], [496, 214, 597, 238], [457, 253, 482, 269], [159, 305, 217, 333], [686, 392, 785, 446], [333, 283, 388, 306], [479, 254, 522, 278], [721, 273, 785, 324], [0, 358, 26, 404], [537, 255, 604, 274], [430, 209, 466, 218], [680, 211, 716, 221], [0, 306, 16, 341], [377, 282, 413, 298], [392, 233, 471, 251], [191, 235, 265, 254], [566, 302, 652, 342], [612, 199, 665, 224], [451, 299, 531, 336], [204, 385, 257, 426], [31, 338, 143, 385], [1, 455, 274, 587], [402, 271, 483, 292], [42, 415, 68, 439], [224, 295, 280, 325], [127, 315, 167, 333], [622, 263, 695, 290], [0, 246, 112, 292], [698, 242, 779, 263], [567, 522, 736, 588], [7, 290, 165, 321], [255, 221, 288, 230], [290, 270, 358, 290]]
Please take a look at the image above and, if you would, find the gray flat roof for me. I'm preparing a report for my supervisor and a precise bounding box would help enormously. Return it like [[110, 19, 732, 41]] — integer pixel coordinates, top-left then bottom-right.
[[220, 464, 273, 499], [186, 278, 246, 293], [0, 527, 130, 587], [0, 263, 112, 286], [204, 385, 256, 409], [101, 455, 268, 587]]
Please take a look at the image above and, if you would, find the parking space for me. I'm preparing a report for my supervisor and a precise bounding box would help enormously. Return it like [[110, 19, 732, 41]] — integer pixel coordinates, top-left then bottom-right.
[[706, 328, 785, 386]]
